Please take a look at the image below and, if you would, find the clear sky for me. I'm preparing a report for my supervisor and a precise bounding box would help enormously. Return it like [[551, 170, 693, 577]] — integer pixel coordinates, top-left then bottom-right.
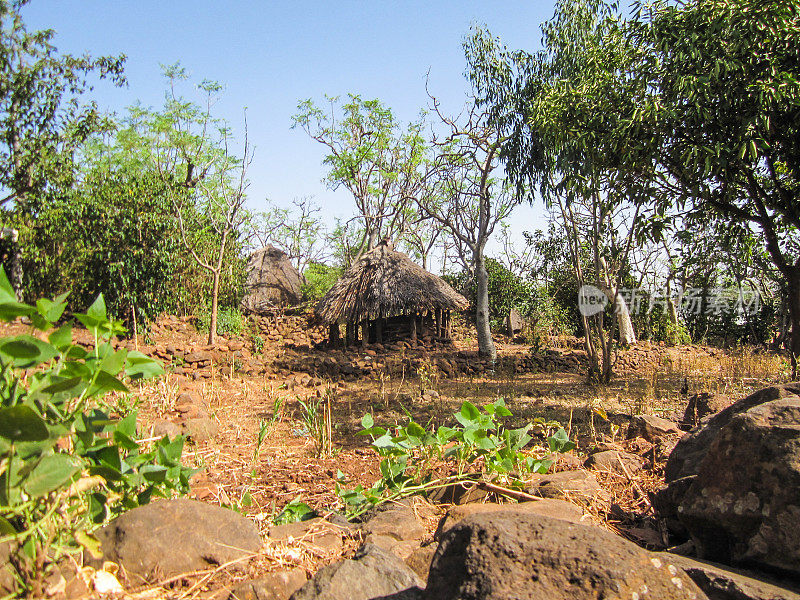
[[21, 1, 554, 265]]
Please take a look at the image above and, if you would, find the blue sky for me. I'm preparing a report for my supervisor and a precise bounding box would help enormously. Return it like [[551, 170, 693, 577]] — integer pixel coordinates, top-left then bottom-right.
[[22, 1, 554, 264]]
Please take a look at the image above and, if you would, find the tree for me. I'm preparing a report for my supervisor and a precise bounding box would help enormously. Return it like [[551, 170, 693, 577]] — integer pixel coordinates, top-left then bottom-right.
[[293, 95, 427, 254], [252, 196, 328, 274], [466, 0, 653, 381], [417, 93, 523, 363], [112, 65, 252, 343], [0, 0, 125, 213], [631, 0, 800, 375]]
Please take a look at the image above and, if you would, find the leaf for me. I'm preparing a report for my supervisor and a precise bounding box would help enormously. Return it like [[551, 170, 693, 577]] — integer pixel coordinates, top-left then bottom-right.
[[89, 371, 129, 396], [36, 294, 68, 324], [0, 301, 34, 321], [41, 376, 83, 395], [74, 530, 103, 560], [0, 516, 16, 536], [0, 268, 16, 304], [87, 294, 107, 321], [361, 414, 374, 429], [0, 405, 48, 442], [48, 325, 73, 350], [0, 336, 59, 367], [23, 454, 81, 497], [460, 401, 480, 421], [124, 352, 164, 380]]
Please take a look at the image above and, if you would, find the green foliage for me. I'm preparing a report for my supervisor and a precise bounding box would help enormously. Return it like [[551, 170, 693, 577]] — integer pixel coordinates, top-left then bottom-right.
[[0, 273, 193, 593], [274, 498, 314, 525], [448, 258, 533, 330], [301, 262, 342, 302], [0, 1, 125, 212], [13, 169, 187, 326], [298, 394, 332, 458], [196, 306, 244, 337], [337, 399, 575, 519]]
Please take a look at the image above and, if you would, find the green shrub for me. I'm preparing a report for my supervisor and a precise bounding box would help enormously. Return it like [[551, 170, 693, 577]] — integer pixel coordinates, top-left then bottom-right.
[[301, 262, 342, 302], [0, 271, 193, 594], [195, 305, 244, 337], [446, 259, 534, 330]]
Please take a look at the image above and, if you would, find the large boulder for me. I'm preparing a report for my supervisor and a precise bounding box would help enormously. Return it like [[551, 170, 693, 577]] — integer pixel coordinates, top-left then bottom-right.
[[665, 384, 800, 482], [289, 544, 423, 600], [664, 553, 800, 600], [93, 499, 262, 580], [425, 511, 707, 600], [241, 246, 304, 314], [434, 498, 591, 540], [677, 397, 800, 575]]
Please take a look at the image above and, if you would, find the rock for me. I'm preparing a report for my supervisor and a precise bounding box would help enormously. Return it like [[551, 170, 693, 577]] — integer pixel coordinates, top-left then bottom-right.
[[681, 392, 732, 430], [652, 476, 695, 537], [183, 416, 219, 442], [527, 469, 610, 506], [184, 351, 212, 365], [426, 512, 707, 600], [434, 498, 590, 540], [359, 505, 429, 560], [152, 419, 182, 439], [665, 553, 800, 600], [584, 449, 644, 474], [93, 499, 261, 580], [231, 568, 308, 600], [241, 246, 304, 314], [666, 384, 800, 482], [677, 397, 800, 575], [268, 518, 349, 555], [628, 414, 682, 442], [405, 543, 438, 584], [288, 543, 423, 600], [505, 308, 525, 337], [426, 481, 490, 505]]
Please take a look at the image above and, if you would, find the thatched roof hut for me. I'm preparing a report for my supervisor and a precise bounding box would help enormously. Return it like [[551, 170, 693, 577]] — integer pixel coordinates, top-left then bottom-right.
[[240, 246, 304, 314], [315, 240, 468, 346]]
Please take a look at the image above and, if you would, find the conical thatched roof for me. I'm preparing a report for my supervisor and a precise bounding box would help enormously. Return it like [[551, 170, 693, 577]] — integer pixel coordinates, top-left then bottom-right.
[[240, 246, 304, 314], [314, 240, 468, 325]]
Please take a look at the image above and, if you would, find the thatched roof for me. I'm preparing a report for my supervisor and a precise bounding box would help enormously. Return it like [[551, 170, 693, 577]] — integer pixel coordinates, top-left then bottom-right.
[[314, 240, 468, 324], [240, 246, 304, 314]]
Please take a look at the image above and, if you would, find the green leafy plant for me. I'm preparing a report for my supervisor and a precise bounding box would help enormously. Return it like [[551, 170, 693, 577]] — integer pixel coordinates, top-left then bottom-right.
[[298, 393, 333, 458], [274, 497, 314, 525], [196, 306, 244, 337], [0, 271, 194, 594], [337, 398, 576, 519]]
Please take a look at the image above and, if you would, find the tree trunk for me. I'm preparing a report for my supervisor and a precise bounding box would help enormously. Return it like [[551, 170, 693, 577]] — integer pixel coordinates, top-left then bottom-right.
[[602, 288, 636, 346], [208, 270, 220, 345], [787, 267, 800, 379], [474, 253, 496, 363]]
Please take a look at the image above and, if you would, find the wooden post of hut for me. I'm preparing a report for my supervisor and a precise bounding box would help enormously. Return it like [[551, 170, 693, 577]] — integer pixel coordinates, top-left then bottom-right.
[[376, 316, 383, 344], [361, 321, 369, 348], [435, 308, 442, 338], [329, 323, 340, 347], [345, 322, 354, 347], [410, 312, 417, 343]]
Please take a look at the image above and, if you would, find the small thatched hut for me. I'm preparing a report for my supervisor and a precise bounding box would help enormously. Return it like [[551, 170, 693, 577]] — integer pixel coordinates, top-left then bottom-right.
[[314, 240, 468, 347], [240, 246, 304, 314]]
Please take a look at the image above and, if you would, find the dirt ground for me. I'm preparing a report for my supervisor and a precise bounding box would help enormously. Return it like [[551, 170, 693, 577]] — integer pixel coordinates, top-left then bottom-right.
[[3, 313, 790, 598]]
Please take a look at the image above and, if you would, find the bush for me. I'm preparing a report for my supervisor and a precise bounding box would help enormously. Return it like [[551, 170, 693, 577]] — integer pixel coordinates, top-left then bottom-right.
[[0, 271, 193, 594], [446, 258, 534, 329], [195, 305, 244, 337], [302, 262, 342, 302], [9, 167, 248, 329]]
